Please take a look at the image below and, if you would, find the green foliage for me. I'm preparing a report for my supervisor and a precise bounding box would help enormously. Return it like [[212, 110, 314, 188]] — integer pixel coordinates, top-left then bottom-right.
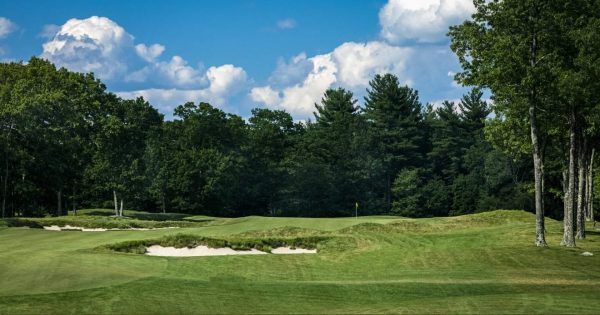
[[0, 59, 548, 218], [391, 168, 424, 217]]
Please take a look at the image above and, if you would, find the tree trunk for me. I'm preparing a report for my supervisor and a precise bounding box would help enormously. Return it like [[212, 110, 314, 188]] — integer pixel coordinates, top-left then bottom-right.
[[161, 193, 166, 214], [528, 23, 546, 247], [529, 104, 547, 247], [562, 117, 576, 247], [587, 148, 595, 222], [1, 158, 7, 219], [588, 148, 596, 226], [386, 172, 391, 213], [119, 199, 124, 217], [562, 168, 568, 217], [576, 138, 586, 239], [113, 190, 119, 216], [57, 188, 62, 216], [72, 186, 77, 216]]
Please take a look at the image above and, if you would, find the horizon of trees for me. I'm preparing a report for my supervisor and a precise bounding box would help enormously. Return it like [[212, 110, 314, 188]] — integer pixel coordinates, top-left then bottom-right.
[[0, 58, 537, 220]]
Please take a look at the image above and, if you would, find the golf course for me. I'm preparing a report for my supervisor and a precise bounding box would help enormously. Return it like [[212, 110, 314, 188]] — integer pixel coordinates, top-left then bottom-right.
[[1, 209, 599, 314]]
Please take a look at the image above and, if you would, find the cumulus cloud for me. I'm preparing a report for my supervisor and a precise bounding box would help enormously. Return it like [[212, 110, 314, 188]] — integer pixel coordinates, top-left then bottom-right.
[[39, 16, 249, 116], [277, 18, 296, 30], [250, 86, 281, 107], [203, 64, 248, 97], [332, 41, 412, 88], [118, 64, 248, 115], [0, 17, 17, 39], [126, 55, 204, 88], [379, 0, 475, 43], [135, 43, 165, 62], [251, 53, 335, 117], [41, 16, 134, 79], [40, 16, 206, 89], [38, 0, 471, 120], [251, 41, 412, 117], [268, 53, 313, 87]]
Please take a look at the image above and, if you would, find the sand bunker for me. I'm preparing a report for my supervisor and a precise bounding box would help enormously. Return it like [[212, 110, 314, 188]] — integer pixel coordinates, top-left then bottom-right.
[[271, 247, 318, 254], [145, 245, 317, 257], [146, 245, 267, 256], [43, 225, 179, 232]]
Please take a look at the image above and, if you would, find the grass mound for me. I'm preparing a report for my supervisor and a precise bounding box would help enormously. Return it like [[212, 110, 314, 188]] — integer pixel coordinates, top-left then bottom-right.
[[99, 233, 329, 254], [235, 226, 326, 238], [3, 216, 206, 229]]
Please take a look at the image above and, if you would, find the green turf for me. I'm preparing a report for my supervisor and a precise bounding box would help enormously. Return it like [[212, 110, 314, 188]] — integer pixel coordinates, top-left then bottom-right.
[[0, 210, 599, 314]]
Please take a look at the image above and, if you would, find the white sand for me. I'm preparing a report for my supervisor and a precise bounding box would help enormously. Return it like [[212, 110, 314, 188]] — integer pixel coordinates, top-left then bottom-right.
[[145, 245, 268, 257], [271, 247, 317, 254], [43, 225, 62, 231], [42, 226, 179, 232], [144, 245, 317, 256], [82, 227, 108, 232]]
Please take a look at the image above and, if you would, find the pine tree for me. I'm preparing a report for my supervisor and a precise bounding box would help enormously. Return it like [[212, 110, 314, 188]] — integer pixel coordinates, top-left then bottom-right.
[[364, 74, 425, 212]]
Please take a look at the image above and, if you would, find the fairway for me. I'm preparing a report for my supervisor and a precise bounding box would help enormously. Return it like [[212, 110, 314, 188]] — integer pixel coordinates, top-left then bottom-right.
[[1, 210, 599, 314]]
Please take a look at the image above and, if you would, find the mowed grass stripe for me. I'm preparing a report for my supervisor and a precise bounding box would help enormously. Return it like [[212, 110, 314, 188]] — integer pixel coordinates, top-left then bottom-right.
[[1, 277, 599, 314]]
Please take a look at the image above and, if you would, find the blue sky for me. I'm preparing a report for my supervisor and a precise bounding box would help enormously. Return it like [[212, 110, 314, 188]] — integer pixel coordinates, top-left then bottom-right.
[[0, 0, 474, 119]]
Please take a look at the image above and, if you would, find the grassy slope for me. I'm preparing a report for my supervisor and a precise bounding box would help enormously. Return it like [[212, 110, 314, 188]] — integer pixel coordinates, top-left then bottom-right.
[[0, 210, 599, 314]]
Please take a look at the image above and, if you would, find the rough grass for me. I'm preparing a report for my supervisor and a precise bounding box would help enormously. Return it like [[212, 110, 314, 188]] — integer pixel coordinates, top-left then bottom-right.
[[1, 209, 599, 314], [2, 215, 208, 229], [70, 208, 214, 222]]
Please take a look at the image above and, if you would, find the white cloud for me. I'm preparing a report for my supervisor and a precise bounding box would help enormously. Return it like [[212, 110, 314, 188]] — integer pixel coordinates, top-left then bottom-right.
[[250, 86, 281, 106], [251, 53, 336, 117], [251, 41, 412, 117], [268, 53, 313, 86], [135, 43, 165, 62], [118, 64, 248, 115], [40, 16, 251, 117], [41, 16, 134, 79], [126, 55, 204, 88], [41, 16, 211, 90], [0, 17, 17, 39], [250, 0, 471, 119], [332, 41, 412, 88], [203, 64, 248, 97], [379, 0, 475, 43], [277, 18, 296, 30]]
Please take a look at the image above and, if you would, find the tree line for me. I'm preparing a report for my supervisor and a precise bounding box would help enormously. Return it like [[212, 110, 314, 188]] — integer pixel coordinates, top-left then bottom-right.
[[1, 58, 531, 219]]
